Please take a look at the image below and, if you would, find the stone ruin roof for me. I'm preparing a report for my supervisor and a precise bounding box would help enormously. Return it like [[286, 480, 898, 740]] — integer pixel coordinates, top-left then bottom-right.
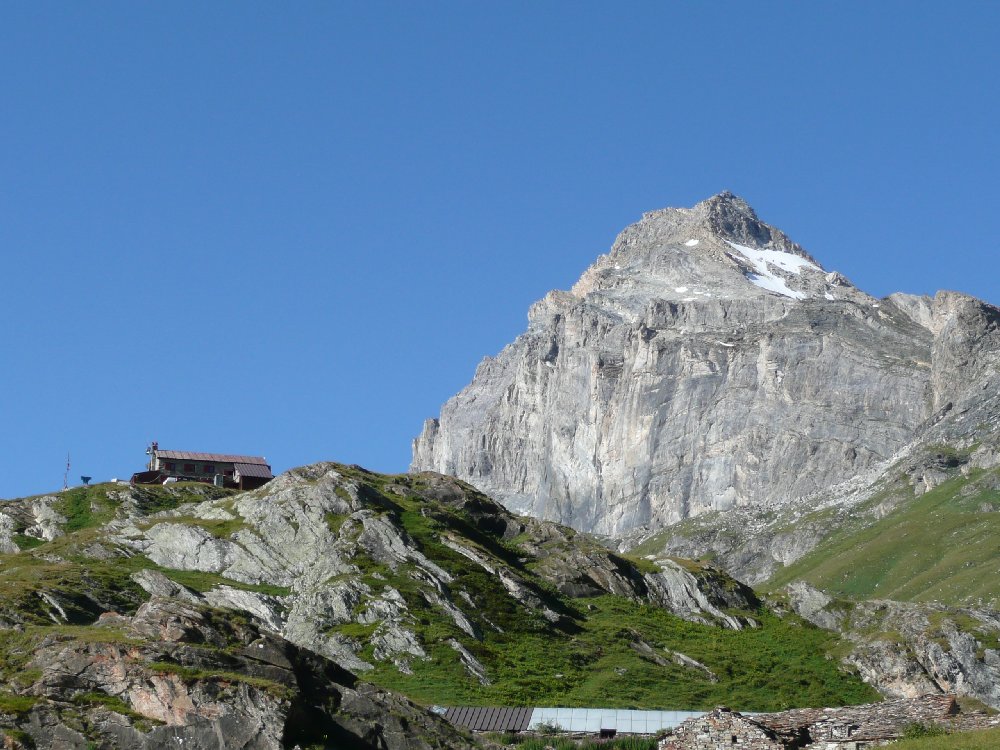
[[660, 694, 999, 749], [755, 693, 958, 743]]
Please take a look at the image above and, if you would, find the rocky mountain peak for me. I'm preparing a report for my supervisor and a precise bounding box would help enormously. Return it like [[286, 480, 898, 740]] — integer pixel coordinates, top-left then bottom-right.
[[633, 191, 814, 260], [562, 194, 848, 312], [414, 194, 999, 541]]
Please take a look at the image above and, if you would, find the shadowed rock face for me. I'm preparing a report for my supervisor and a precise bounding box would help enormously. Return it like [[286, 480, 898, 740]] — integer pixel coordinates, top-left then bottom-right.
[[412, 193, 1000, 537], [1, 598, 472, 750]]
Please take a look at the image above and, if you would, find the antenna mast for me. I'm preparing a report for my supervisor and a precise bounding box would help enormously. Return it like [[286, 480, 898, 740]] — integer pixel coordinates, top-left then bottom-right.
[[63, 452, 70, 491]]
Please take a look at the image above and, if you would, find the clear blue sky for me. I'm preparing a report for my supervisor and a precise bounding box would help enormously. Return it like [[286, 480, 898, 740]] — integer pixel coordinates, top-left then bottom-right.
[[2, 2, 998, 499]]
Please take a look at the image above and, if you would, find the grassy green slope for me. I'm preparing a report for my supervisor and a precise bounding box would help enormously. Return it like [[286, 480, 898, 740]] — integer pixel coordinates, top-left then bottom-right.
[[890, 728, 1000, 749], [319, 469, 877, 711], [366, 593, 876, 711], [766, 468, 1000, 606]]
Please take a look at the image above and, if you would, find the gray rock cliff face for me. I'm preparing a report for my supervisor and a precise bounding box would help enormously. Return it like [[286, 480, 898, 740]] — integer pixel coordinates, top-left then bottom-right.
[[412, 193, 999, 539]]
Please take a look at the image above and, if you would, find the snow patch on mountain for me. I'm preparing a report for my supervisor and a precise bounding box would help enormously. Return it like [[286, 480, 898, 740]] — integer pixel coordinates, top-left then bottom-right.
[[727, 241, 821, 300]]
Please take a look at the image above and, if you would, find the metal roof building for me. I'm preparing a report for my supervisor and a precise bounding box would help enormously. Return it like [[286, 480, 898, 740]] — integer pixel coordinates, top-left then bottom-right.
[[441, 707, 706, 735], [132, 442, 274, 490]]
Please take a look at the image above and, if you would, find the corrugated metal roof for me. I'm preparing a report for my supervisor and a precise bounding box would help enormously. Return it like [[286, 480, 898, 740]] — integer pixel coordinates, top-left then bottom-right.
[[233, 462, 274, 479], [156, 450, 268, 465], [443, 707, 533, 732]]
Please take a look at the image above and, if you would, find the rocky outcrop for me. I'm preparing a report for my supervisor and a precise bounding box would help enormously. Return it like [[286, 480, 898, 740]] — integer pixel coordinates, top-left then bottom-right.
[[640, 559, 758, 629], [784, 583, 1000, 709], [0, 483, 232, 555], [0, 598, 474, 750], [412, 193, 1000, 543], [782, 581, 842, 632], [0, 495, 65, 552]]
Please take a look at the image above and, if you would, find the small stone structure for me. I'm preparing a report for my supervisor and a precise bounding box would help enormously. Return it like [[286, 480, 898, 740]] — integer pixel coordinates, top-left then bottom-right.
[[660, 694, 997, 749], [659, 708, 785, 749]]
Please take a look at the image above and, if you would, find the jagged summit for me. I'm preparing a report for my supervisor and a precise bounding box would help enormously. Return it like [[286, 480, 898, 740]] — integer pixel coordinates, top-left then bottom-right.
[[665, 191, 765, 239], [699, 191, 817, 264], [640, 190, 757, 224], [636, 191, 815, 260], [562, 194, 857, 313], [701, 191, 764, 239]]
